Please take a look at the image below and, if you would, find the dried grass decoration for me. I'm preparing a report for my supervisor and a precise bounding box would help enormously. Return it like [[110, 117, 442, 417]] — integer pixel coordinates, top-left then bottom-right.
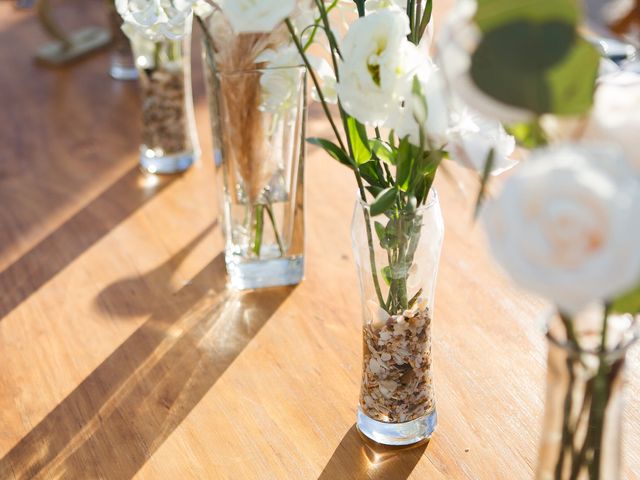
[[200, 7, 305, 257]]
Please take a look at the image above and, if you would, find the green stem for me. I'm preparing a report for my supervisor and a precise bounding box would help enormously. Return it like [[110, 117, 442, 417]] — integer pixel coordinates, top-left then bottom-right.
[[252, 204, 265, 257], [285, 19, 346, 152], [264, 200, 285, 256]]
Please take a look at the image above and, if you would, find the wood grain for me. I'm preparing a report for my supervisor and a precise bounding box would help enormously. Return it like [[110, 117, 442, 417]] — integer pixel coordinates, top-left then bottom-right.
[[0, 1, 639, 479]]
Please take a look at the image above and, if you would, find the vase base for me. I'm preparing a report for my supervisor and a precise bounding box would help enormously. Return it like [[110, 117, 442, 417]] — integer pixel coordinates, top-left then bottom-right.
[[140, 151, 195, 175], [226, 255, 304, 290], [110, 63, 138, 80], [356, 407, 437, 446]]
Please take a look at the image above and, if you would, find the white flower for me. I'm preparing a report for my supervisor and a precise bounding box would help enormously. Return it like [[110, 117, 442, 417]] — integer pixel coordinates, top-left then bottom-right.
[[116, 0, 200, 40], [482, 143, 640, 315], [336, 9, 413, 125], [365, 0, 406, 13], [385, 48, 449, 147], [437, 0, 533, 124], [582, 71, 640, 171], [447, 104, 516, 174], [220, 0, 296, 34], [257, 45, 303, 113], [310, 57, 338, 104]]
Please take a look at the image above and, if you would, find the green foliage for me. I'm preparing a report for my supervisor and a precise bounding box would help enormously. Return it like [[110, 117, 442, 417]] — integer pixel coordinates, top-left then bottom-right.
[[307, 137, 354, 168], [370, 187, 398, 216], [611, 284, 640, 315], [474, 148, 495, 219], [507, 122, 548, 149], [347, 117, 372, 165], [471, 0, 600, 117], [474, 0, 578, 33]]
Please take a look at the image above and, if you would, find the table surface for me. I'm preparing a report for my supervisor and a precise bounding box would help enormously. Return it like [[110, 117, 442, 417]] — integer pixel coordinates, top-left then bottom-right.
[[1, 2, 639, 479]]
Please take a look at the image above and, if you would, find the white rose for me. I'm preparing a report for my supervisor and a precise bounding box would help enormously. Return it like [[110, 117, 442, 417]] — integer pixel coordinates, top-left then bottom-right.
[[117, 0, 195, 40], [256, 46, 304, 113], [221, 0, 296, 34], [365, 0, 406, 13], [437, 0, 533, 124], [582, 71, 640, 171], [310, 56, 338, 104], [447, 104, 516, 174], [336, 9, 413, 125], [385, 47, 449, 147], [482, 143, 640, 315]]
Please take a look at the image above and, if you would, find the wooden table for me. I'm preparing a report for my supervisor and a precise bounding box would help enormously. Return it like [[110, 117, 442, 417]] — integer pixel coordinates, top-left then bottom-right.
[[1, 2, 639, 479]]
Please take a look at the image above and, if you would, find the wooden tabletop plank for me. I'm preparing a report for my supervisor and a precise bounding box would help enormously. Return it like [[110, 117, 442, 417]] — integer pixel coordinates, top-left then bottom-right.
[[0, 1, 639, 479]]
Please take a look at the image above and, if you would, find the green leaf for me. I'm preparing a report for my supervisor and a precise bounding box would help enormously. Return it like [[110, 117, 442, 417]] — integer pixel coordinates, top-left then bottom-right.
[[347, 116, 372, 165], [396, 137, 414, 192], [381, 266, 392, 286], [370, 187, 397, 216], [474, 0, 579, 33], [470, 20, 599, 116], [307, 137, 354, 168], [611, 284, 640, 314], [359, 161, 387, 188], [506, 122, 548, 149], [374, 221, 386, 244], [369, 139, 395, 165], [474, 148, 496, 219]]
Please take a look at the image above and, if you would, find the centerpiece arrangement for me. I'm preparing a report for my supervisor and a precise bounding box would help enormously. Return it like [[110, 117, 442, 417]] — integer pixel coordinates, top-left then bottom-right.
[[116, 0, 201, 174], [443, 0, 640, 477]]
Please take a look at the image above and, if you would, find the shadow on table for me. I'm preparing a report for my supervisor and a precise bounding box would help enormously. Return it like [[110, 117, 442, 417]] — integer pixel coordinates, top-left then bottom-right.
[[0, 166, 177, 322], [0, 250, 294, 479], [318, 425, 428, 480], [94, 220, 217, 318]]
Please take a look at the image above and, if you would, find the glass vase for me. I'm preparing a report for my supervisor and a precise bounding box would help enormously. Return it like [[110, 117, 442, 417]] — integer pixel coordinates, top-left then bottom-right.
[[536, 311, 639, 479], [129, 20, 198, 174], [352, 191, 444, 445], [201, 17, 306, 290], [106, 0, 136, 80]]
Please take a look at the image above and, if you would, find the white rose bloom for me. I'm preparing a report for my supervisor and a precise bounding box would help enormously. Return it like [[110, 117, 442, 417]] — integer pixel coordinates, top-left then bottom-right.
[[482, 144, 640, 315], [221, 0, 296, 34], [385, 46, 449, 147], [437, 0, 533, 124], [336, 9, 413, 125], [447, 104, 516, 175], [257, 46, 304, 113], [116, 0, 199, 39], [365, 0, 406, 13], [310, 56, 338, 104], [582, 71, 640, 171]]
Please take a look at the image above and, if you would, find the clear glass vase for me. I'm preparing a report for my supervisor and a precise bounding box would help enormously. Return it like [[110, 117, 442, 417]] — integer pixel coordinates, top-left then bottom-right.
[[201, 15, 306, 290], [536, 311, 639, 479], [352, 191, 444, 445], [106, 0, 136, 80], [130, 20, 198, 174]]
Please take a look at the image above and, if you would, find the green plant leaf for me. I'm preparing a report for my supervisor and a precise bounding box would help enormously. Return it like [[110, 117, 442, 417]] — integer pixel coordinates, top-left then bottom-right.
[[370, 187, 397, 216], [396, 137, 414, 192], [307, 137, 354, 168], [506, 122, 548, 149], [381, 266, 392, 286], [470, 20, 599, 116], [474, 0, 579, 33], [347, 116, 372, 165], [474, 148, 496, 219], [374, 221, 386, 244], [611, 283, 640, 314], [359, 161, 387, 188], [369, 139, 395, 165]]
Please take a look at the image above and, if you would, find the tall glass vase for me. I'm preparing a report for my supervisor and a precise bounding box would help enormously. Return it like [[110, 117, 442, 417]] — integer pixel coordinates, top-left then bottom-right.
[[201, 16, 306, 290], [352, 191, 444, 445], [129, 20, 199, 174], [537, 312, 638, 479]]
